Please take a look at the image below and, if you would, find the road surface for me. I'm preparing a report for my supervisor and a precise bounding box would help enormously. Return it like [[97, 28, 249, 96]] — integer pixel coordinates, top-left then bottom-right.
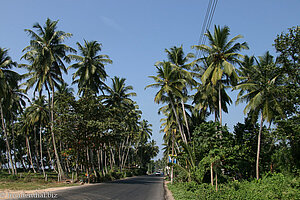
[[20, 175, 164, 200]]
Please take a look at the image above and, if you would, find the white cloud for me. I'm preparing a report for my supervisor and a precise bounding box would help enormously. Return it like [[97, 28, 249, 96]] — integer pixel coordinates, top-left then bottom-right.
[[99, 16, 123, 32]]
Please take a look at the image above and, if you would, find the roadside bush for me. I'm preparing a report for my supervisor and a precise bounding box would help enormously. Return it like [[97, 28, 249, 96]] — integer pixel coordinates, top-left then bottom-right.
[[99, 173, 113, 182], [22, 172, 33, 182], [168, 173, 300, 200], [7, 175, 18, 181], [110, 171, 124, 180], [125, 171, 133, 177], [132, 168, 147, 176]]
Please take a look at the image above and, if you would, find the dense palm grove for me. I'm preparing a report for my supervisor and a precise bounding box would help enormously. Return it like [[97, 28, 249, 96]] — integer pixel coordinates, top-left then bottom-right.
[[0, 18, 158, 182], [147, 25, 299, 197]]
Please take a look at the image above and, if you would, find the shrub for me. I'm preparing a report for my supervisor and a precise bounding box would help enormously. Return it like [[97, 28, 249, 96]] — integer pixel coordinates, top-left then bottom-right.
[[7, 175, 18, 181], [132, 168, 146, 176], [125, 171, 133, 177], [168, 173, 300, 200]]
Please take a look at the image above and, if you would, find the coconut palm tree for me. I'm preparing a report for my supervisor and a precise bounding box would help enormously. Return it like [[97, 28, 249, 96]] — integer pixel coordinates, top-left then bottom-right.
[[69, 40, 112, 96], [139, 120, 152, 144], [160, 113, 178, 184], [192, 25, 248, 126], [103, 76, 137, 171], [146, 61, 187, 144], [103, 76, 136, 108], [55, 82, 74, 97], [235, 52, 284, 179], [0, 47, 19, 175], [162, 46, 196, 141], [6, 87, 29, 174], [18, 111, 37, 173], [194, 82, 231, 122], [22, 18, 75, 179], [26, 96, 49, 177], [0, 48, 18, 96]]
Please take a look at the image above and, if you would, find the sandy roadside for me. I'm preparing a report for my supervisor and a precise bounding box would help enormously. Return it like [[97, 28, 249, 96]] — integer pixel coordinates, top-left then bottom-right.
[[0, 176, 136, 199], [164, 180, 175, 200], [0, 183, 91, 199]]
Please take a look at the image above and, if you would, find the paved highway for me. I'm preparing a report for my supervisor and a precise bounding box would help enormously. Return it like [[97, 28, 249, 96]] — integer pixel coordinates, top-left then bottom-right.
[[21, 175, 164, 200]]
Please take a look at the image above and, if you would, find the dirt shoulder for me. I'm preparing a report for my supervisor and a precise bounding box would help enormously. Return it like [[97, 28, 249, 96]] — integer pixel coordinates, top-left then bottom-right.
[[0, 176, 137, 199], [164, 180, 175, 200]]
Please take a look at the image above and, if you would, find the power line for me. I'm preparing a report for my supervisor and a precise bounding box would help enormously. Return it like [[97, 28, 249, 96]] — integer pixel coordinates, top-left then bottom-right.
[[195, 0, 219, 59], [196, 0, 212, 51], [196, 0, 213, 59], [203, 0, 218, 46]]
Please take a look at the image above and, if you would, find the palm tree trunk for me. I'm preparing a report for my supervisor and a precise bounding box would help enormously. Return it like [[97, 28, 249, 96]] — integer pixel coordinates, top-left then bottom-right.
[[33, 126, 41, 171], [256, 114, 263, 180], [215, 170, 218, 192], [104, 148, 108, 174], [5, 149, 11, 174], [20, 156, 27, 170], [218, 84, 222, 126], [169, 96, 187, 144], [171, 132, 175, 184], [97, 149, 101, 172], [90, 148, 97, 179], [181, 99, 191, 141], [39, 125, 46, 177], [0, 103, 15, 175], [100, 148, 105, 176], [210, 163, 214, 186], [49, 86, 64, 179], [121, 135, 130, 169], [118, 141, 122, 171], [86, 146, 90, 183], [26, 136, 36, 173], [11, 120, 18, 175], [75, 150, 79, 181], [123, 146, 130, 169], [47, 146, 57, 173], [109, 142, 115, 166]]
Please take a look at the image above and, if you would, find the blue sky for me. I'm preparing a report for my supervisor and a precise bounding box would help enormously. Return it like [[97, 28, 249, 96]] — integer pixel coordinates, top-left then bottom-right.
[[1, 0, 299, 159]]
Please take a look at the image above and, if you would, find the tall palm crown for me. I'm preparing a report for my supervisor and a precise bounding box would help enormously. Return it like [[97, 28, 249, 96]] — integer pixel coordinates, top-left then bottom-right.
[[22, 18, 75, 94], [26, 96, 49, 126], [146, 61, 188, 144], [193, 25, 248, 86], [69, 40, 112, 96], [139, 119, 152, 143], [146, 62, 185, 104], [55, 82, 74, 98], [103, 76, 136, 108], [160, 46, 197, 141], [162, 46, 196, 88], [238, 55, 256, 80], [193, 82, 231, 117], [0, 48, 19, 97], [236, 52, 283, 123], [165, 46, 194, 68], [194, 56, 232, 119], [192, 25, 248, 125], [0, 48, 25, 125]]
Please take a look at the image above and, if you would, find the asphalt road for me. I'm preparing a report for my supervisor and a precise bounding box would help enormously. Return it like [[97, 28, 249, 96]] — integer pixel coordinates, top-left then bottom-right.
[[20, 175, 164, 200]]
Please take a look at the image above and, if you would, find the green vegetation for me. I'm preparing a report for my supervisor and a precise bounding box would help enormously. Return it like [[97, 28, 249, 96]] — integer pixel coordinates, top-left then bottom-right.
[[0, 171, 77, 190], [0, 169, 147, 190], [0, 18, 158, 189], [168, 173, 300, 200], [1, 16, 299, 196], [146, 25, 299, 197]]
